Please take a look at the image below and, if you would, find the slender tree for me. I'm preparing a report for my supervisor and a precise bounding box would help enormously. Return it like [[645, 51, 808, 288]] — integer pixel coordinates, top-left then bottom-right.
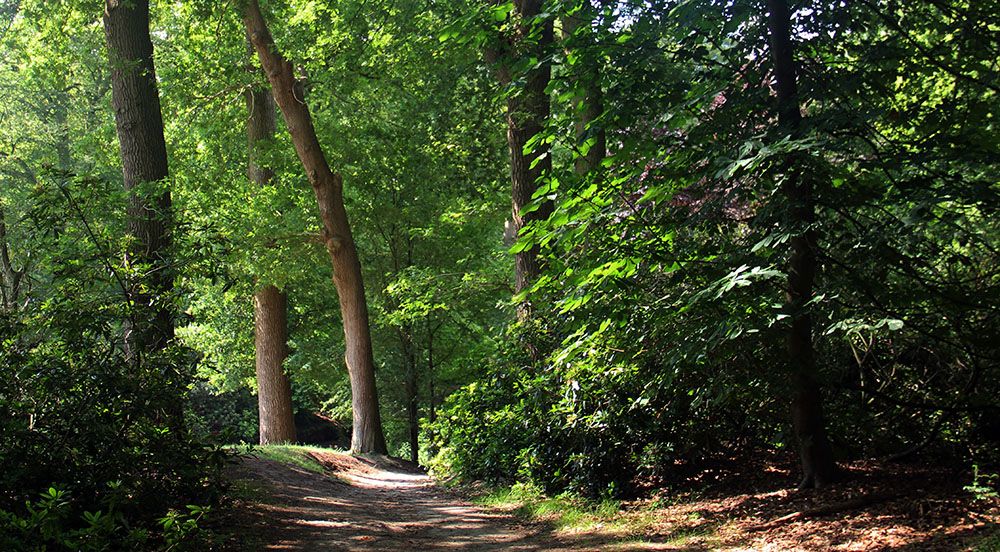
[[400, 326, 419, 464], [103, 0, 173, 358], [243, 0, 388, 454], [246, 61, 296, 445], [488, 0, 554, 299], [765, 0, 839, 488]]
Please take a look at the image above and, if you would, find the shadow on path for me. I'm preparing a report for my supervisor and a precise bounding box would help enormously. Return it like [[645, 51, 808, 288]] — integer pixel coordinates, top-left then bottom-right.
[[231, 454, 681, 551]]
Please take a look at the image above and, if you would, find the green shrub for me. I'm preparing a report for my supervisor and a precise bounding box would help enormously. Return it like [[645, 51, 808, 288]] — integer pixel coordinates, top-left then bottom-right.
[[427, 319, 772, 498], [0, 301, 229, 549]]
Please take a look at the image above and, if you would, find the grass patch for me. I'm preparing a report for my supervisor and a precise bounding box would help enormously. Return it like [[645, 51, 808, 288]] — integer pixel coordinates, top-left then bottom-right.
[[252, 444, 343, 474], [472, 482, 726, 549], [473, 482, 653, 535]]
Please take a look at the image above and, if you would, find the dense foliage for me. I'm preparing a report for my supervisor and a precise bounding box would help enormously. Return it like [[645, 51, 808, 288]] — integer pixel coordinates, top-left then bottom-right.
[[429, 0, 999, 496], [0, 3, 227, 548], [1, 0, 997, 546]]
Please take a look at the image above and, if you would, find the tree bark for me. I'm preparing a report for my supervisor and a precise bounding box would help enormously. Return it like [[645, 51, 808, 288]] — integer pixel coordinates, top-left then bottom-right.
[[0, 205, 24, 312], [243, 0, 387, 454], [103, 0, 173, 358], [246, 72, 278, 187], [489, 0, 554, 300], [765, 0, 839, 488], [254, 285, 297, 444], [247, 66, 297, 445], [561, 6, 605, 175]]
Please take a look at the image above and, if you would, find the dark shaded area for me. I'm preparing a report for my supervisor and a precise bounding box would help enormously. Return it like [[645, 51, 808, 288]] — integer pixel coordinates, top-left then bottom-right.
[[633, 451, 999, 550], [295, 412, 350, 449]]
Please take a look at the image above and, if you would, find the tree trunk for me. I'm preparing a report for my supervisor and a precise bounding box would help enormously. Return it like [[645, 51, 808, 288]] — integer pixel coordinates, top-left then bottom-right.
[[103, 0, 173, 358], [561, 7, 606, 175], [489, 0, 554, 300], [401, 327, 419, 464], [254, 285, 296, 444], [243, 0, 387, 454], [426, 321, 437, 457], [427, 325, 435, 425], [765, 0, 839, 489], [246, 71, 278, 187], [0, 206, 24, 312], [247, 69, 296, 445]]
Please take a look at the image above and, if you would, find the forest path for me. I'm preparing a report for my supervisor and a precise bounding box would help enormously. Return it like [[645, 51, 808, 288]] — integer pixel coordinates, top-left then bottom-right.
[[227, 450, 997, 551], [234, 450, 644, 551]]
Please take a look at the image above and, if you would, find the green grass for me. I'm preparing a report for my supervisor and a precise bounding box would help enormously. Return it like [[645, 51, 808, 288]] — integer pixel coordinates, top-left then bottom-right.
[[222, 444, 347, 503], [472, 482, 726, 549], [251, 444, 345, 474], [473, 482, 650, 534]]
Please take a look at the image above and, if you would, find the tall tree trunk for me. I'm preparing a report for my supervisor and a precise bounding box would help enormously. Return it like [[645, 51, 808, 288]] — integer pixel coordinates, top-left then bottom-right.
[[0, 205, 24, 312], [561, 6, 606, 175], [247, 69, 296, 445], [103, 0, 173, 358], [489, 0, 554, 301], [254, 286, 296, 444], [400, 327, 419, 464], [765, 0, 838, 489], [243, 0, 387, 454], [426, 320, 437, 456]]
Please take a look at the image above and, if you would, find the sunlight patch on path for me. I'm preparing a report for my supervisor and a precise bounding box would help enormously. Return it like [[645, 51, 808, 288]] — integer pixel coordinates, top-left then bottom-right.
[[241, 451, 635, 551]]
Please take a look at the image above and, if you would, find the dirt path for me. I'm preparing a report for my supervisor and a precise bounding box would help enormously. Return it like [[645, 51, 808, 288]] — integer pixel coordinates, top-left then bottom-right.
[[228, 451, 999, 551], [233, 451, 628, 551]]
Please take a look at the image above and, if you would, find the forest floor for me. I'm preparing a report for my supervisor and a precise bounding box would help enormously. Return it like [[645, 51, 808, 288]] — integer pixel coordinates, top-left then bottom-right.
[[220, 446, 1000, 551]]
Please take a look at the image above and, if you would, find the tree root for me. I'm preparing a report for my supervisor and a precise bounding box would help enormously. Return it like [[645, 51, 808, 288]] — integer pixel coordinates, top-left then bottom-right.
[[748, 492, 898, 531]]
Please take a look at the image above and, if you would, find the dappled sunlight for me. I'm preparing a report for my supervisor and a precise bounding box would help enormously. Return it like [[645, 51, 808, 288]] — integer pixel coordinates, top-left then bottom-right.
[[232, 451, 645, 551]]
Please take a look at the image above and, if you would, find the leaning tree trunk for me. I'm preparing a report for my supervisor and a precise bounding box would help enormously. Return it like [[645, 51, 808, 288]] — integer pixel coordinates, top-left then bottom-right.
[[561, 6, 606, 175], [765, 0, 839, 488], [247, 72, 296, 445], [103, 0, 173, 359], [244, 0, 387, 454], [489, 0, 554, 301]]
